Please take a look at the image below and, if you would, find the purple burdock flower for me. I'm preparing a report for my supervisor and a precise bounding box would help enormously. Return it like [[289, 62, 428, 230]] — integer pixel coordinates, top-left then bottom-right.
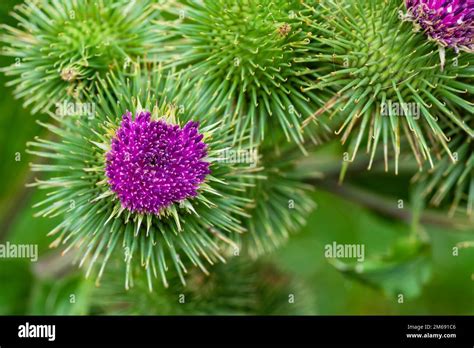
[[105, 111, 211, 214], [405, 0, 474, 52]]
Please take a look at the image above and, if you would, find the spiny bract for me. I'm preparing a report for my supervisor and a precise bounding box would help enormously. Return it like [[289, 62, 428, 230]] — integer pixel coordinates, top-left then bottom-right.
[[154, 0, 328, 148], [236, 142, 316, 258], [302, 0, 473, 173], [1, 0, 160, 113], [91, 256, 312, 314], [416, 122, 474, 218], [27, 65, 260, 289]]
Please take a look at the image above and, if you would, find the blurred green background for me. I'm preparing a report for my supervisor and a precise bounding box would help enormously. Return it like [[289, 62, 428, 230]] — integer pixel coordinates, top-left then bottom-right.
[[0, 0, 473, 315]]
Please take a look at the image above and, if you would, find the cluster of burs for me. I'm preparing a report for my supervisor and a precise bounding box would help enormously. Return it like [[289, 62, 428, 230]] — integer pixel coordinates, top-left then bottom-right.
[[1, 0, 472, 314]]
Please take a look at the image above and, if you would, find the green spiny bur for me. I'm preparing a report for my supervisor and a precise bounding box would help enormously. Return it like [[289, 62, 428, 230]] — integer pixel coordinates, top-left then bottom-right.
[[1, 0, 160, 113], [91, 256, 313, 315], [154, 0, 329, 149], [301, 0, 473, 173]]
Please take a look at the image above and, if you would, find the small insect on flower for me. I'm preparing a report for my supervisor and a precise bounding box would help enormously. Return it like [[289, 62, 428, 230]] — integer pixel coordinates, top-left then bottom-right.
[[105, 112, 211, 215], [277, 23, 292, 37]]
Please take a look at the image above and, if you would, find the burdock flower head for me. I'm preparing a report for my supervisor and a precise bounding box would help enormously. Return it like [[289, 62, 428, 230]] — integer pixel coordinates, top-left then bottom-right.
[[106, 112, 211, 214], [405, 0, 474, 52], [28, 66, 260, 289]]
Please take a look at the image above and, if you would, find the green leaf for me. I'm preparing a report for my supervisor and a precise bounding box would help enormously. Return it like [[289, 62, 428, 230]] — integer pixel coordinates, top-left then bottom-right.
[[329, 237, 432, 300]]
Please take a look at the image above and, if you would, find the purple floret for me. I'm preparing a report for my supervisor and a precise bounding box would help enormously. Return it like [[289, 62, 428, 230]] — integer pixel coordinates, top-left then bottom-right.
[[406, 0, 474, 52], [105, 111, 211, 214]]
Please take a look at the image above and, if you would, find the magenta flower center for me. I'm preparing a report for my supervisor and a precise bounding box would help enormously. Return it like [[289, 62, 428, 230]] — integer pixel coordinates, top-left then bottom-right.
[[406, 0, 474, 51], [105, 111, 211, 214]]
